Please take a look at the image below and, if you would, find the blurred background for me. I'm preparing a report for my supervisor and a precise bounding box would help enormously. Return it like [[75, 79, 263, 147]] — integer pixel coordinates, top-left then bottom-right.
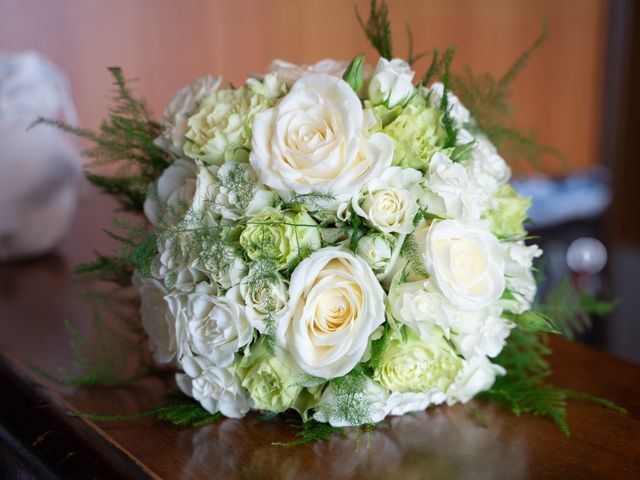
[[0, 0, 638, 363]]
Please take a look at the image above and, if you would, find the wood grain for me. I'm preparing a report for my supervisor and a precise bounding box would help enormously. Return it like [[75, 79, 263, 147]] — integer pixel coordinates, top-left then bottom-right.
[[0, 0, 606, 175], [0, 187, 639, 479]]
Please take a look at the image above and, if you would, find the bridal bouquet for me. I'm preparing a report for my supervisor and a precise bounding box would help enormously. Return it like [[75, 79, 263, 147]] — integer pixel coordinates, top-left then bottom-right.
[[40, 1, 619, 440]]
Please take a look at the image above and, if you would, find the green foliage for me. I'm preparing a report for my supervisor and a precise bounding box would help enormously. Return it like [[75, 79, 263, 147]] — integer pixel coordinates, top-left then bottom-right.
[[356, 0, 393, 60], [439, 46, 459, 149], [69, 391, 221, 427], [405, 24, 428, 66], [349, 205, 362, 252], [484, 329, 625, 435], [399, 233, 429, 279], [505, 310, 560, 335], [274, 420, 346, 447], [323, 366, 372, 426], [279, 192, 336, 212], [343, 54, 366, 93], [367, 323, 391, 372], [30, 67, 170, 212], [539, 277, 615, 339]]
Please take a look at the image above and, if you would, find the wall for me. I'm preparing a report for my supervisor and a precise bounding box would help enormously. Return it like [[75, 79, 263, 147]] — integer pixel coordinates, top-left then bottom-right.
[[0, 0, 607, 175]]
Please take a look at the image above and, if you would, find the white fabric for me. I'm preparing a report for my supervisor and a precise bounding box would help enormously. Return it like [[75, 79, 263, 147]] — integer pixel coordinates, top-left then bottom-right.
[[0, 51, 81, 260]]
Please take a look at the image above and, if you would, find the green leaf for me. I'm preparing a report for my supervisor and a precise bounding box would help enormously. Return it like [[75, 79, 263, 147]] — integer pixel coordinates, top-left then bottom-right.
[[355, 0, 393, 59], [342, 54, 366, 93], [509, 310, 560, 335], [450, 140, 476, 162], [349, 205, 362, 252]]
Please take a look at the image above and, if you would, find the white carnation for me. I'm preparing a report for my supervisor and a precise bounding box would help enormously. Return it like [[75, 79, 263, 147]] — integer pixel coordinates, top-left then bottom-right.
[[447, 356, 505, 404], [143, 158, 198, 226], [268, 59, 351, 85], [428, 82, 470, 125], [501, 242, 543, 314], [176, 354, 252, 418], [155, 75, 222, 157], [462, 130, 511, 197], [132, 272, 177, 364], [385, 390, 446, 416], [450, 306, 513, 358], [421, 152, 489, 220]]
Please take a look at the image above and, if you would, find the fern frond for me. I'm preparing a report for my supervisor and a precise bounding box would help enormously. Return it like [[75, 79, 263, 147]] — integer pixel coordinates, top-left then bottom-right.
[[356, 0, 393, 59]]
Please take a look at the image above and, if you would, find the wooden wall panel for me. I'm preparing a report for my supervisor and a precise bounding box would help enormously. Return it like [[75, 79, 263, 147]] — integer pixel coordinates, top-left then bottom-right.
[[0, 0, 606, 175]]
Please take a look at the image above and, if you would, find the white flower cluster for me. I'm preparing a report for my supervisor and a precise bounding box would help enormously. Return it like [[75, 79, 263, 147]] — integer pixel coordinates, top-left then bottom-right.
[[135, 56, 541, 425]]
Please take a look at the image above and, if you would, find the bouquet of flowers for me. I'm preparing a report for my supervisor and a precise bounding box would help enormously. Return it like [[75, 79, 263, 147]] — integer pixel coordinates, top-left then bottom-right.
[[39, 1, 620, 440]]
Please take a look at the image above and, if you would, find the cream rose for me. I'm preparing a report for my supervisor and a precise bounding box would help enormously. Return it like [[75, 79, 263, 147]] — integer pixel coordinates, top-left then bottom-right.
[[421, 219, 505, 310], [250, 74, 394, 205], [276, 248, 386, 379], [369, 58, 415, 108], [352, 166, 422, 234]]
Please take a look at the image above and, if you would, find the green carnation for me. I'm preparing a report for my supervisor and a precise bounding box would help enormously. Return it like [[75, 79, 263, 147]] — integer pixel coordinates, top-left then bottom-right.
[[381, 94, 447, 169], [486, 184, 531, 239], [373, 328, 461, 393], [183, 86, 273, 164], [234, 338, 303, 413], [240, 207, 322, 270]]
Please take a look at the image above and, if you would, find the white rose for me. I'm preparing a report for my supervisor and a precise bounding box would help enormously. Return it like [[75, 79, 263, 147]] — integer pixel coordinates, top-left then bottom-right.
[[153, 237, 205, 292], [421, 219, 505, 310], [154, 75, 222, 157], [450, 306, 513, 358], [447, 356, 505, 404], [176, 354, 252, 418], [421, 152, 489, 220], [501, 242, 543, 313], [428, 82, 470, 125], [369, 58, 415, 108], [352, 166, 422, 234], [356, 232, 395, 273], [277, 247, 386, 379], [168, 283, 252, 367], [144, 158, 198, 226], [388, 279, 454, 339], [250, 74, 394, 206], [213, 161, 275, 220], [239, 266, 288, 334], [268, 59, 350, 86], [313, 378, 389, 427], [132, 272, 177, 364]]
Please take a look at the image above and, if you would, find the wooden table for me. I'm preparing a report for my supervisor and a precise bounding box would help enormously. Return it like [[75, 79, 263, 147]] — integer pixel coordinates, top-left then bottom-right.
[[1, 189, 639, 479]]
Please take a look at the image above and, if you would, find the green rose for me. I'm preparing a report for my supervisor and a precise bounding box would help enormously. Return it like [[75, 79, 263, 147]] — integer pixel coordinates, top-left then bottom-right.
[[373, 328, 461, 393], [240, 207, 322, 270], [183, 86, 273, 165], [486, 185, 531, 239], [234, 338, 311, 413], [380, 94, 447, 169]]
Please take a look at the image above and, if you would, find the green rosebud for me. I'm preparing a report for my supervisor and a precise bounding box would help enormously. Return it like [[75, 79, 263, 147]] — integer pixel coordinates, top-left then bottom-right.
[[373, 328, 462, 393], [234, 338, 303, 413], [486, 185, 531, 239], [381, 94, 447, 169], [183, 86, 274, 165], [342, 54, 365, 94], [240, 207, 322, 270]]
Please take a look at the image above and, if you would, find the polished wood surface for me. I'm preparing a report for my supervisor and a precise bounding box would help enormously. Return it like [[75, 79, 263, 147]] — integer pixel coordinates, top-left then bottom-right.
[[1, 188, 639, 479], [0, 0, 606, 175]]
